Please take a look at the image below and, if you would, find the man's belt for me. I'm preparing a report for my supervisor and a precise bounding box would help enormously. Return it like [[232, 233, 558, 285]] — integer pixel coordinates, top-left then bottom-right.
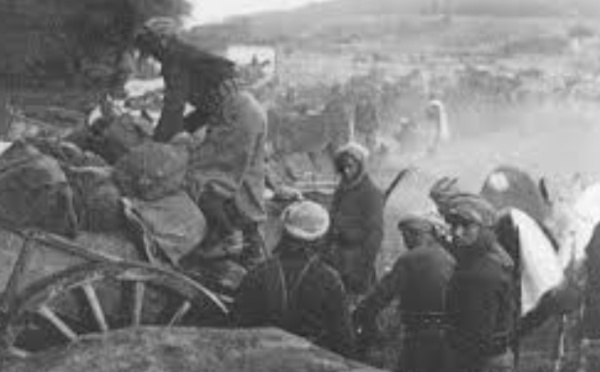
[[402, 311, 448, 328], [451, 329, 513, 356]]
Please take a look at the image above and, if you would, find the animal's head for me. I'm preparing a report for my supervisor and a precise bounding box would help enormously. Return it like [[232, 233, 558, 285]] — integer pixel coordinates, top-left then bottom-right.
[[426, 99, 450, 143], [426, 99, 445, 120]]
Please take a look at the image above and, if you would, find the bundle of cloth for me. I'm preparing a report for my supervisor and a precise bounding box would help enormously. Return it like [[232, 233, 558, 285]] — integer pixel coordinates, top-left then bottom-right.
[[0, 115, 206, 267]]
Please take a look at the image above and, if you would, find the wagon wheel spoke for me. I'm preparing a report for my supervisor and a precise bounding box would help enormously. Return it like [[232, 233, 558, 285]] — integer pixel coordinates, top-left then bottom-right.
[[81, 283, 108, 332], [7, 346, 30, 359], [6, 262, 230, 357], [132, 281, 145, 327], [37, 305, 78, 342], [167, 300, 191, 327]]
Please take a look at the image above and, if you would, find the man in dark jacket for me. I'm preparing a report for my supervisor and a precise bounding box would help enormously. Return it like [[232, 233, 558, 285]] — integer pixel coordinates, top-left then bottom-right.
[[233, 200, 356, 358], [354, 215, 456, 372], [329, 142, 384, 296], [135, 18, 237, 142], [432, 190, 517, 372], [136, 19, 267, 265]]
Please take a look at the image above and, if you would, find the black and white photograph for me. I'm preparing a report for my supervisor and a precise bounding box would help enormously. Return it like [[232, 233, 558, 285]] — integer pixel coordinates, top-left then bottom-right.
[[0, 0, 599, 371]]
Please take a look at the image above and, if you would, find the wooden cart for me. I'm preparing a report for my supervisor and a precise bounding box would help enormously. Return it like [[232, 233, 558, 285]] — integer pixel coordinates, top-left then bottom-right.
[[0, 221, 229, 358]]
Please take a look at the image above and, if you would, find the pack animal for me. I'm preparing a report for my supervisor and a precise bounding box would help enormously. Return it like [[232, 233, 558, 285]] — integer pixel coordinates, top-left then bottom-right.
[[267, 102, 351, 176]]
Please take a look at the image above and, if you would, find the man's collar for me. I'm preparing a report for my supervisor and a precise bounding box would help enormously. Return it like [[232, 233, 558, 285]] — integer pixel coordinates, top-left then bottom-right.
[[339, 172, 367, 191]]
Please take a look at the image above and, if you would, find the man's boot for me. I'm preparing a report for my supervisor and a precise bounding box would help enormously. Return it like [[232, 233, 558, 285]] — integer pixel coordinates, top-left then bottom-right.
[[178, 230, 247, 294], [202, 229, 243, 259]]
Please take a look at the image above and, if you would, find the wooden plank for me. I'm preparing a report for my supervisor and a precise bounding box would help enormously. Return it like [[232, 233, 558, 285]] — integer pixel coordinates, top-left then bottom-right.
[[82, 283, 108, 332], [132, 281, 145, 326], [0, 234, 35, 312], [38, 305, 77, 341], [7, 346, 30, 359], [167, 300, 191, 327]]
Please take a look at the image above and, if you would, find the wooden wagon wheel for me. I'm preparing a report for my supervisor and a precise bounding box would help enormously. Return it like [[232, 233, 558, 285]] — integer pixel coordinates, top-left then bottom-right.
[[0, 261, 229, 358]]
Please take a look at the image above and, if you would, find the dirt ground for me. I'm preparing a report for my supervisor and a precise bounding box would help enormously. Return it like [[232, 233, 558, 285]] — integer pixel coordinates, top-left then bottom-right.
[[1, 327, 383, 372]]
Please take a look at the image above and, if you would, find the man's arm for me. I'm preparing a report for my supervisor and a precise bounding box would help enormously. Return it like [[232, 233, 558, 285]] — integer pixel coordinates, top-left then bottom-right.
[[361, 186, 385, 265], [154, 63, 189, 142], [354, 257, 406, 335], [232, 266, 268, 327], [212, 93, 267, 197], [323, 274, 357, 358]]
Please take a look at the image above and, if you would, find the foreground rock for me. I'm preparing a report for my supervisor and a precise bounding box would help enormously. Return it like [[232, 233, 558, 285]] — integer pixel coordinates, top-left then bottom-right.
[[2, 327, 384, 372]]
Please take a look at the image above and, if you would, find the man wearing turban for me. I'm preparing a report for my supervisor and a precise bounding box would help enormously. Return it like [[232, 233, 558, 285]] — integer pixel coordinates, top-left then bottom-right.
[[430, 178, 518, 372]]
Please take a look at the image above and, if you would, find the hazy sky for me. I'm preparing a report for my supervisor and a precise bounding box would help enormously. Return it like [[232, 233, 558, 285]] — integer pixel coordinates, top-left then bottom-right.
[[188, 0, 331, 24]]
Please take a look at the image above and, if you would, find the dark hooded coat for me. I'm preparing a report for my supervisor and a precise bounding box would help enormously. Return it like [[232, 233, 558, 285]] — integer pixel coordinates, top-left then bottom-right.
[[233, 236, 356, 357], [151, 36, 238, 142], [329, 167, 384, 295]]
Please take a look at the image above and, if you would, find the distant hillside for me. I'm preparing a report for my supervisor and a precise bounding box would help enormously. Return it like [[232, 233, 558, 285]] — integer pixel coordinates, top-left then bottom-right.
[[190, 0, 600, 56], [237, 0, 600, 21]]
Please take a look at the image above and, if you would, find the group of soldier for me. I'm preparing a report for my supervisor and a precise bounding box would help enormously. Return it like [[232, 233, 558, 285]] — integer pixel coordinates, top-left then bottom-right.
[[134, 17, 519, 372]]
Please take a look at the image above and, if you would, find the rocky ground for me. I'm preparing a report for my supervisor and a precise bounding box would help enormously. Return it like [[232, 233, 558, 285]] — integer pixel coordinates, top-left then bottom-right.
[[1, 327, 383, 372]]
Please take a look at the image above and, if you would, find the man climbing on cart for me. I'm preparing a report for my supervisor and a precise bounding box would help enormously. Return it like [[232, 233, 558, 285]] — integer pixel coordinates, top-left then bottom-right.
[[134, 18, 268, 269]]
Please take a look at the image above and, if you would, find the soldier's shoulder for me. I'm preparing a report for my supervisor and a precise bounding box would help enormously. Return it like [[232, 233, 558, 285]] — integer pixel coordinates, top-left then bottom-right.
[[405, 243, 456, 267], [361, 176, 385, 200], [469, 252, 512, 282], [490, 242, 515, 270], [422, 241, 456, 260]]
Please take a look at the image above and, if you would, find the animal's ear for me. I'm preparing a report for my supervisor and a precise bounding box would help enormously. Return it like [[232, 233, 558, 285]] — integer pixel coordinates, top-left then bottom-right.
[[539, 177, 551, 205]]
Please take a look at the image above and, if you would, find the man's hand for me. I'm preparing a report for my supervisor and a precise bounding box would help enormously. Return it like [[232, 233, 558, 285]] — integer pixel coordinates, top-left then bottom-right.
[[352, 307, 379, 351], [274, 185, 303, 201]]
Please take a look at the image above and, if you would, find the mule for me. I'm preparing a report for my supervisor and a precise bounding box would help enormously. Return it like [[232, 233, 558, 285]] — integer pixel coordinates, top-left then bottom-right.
[[267, 103, 351, 178]]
